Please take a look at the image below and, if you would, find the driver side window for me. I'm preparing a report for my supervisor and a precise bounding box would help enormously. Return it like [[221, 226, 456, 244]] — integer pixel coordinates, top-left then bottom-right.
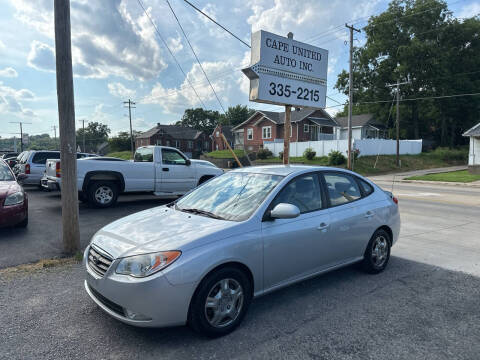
[[271, 174, 323, 214], [162, 149, 187, 165]]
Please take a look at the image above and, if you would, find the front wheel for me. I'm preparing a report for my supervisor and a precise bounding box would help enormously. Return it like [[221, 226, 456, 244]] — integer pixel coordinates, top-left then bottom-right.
[[361, 229, 391, 274], [87, 181, 119, 208], [188, 267, 252, 337]]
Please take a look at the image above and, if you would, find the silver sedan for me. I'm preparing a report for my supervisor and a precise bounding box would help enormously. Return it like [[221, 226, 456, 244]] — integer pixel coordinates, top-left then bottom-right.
[[84, 165, 400, 337]]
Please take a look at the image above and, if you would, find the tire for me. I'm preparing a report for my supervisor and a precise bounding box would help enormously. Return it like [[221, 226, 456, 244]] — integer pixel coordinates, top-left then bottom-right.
[[78, 192, 87, 203], [87, 181, 119, 208], [188, 266, 252, 338], [361, 229, 391, 274], [16, 216, 28, 228]]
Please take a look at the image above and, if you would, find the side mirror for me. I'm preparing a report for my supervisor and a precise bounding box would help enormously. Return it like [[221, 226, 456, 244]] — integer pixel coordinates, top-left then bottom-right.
[[17, 173, 27, 182], [270, 203, 300, 219], [185, 159, 191, 166]]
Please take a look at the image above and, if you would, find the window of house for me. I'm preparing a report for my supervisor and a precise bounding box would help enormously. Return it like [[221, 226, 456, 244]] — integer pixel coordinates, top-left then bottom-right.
[[166, 140, 171, 146], [271, 174, 323, 214], [205, 141, 209, 149], [304, 124, 309, 132], [290, 126, 293, 138], [174, 140, 180, 148], [247, 128, 253, 140], [216, 131, 220, 137], [188, 141, 193, 149], [323, 173, 362, 206], [262, 126, 271, 139]]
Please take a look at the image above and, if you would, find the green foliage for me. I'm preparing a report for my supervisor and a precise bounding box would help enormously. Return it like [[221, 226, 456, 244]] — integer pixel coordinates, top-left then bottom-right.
[[205, 149, 245, 159], [334, 0, 480, 147], [405, 170, 480, 183], [176, 108, 222, 134], [220, 105, 256, 126], [303, 147, 316, 160], [26, 134, 58, 150], [256, 148, 273, 160], [328, 150, 346, 165], [106, 151, 133, 160], [109, 131, 142, 152], [76, 121, 111, 152], [428, 147, 468, 162]]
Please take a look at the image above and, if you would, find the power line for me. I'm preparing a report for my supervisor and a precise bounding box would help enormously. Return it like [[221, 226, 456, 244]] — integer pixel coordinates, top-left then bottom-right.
[[166, 0, 226, 113], [181, 0, 250, 48], [136, 0, 206, 109]]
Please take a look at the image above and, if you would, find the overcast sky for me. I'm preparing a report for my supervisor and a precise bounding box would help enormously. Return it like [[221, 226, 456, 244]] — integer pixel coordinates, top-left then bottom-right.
[[0, 0, 477, 138]]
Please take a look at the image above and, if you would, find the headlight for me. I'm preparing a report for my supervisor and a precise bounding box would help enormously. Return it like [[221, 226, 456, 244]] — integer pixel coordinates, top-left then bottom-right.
[[4, 191, 24, 206], [115, 251, 181, 277]]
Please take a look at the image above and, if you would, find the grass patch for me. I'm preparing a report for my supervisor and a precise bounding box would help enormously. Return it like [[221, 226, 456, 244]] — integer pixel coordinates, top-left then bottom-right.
[[405, 170, 480, 183], [106, 151, 133, 160], [205, 149, 246, 159], [0, 257, 80, 278]]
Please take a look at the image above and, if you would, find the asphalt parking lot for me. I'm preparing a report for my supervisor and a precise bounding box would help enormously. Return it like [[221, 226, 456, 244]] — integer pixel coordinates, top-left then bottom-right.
[[1, 180, 479, 359]]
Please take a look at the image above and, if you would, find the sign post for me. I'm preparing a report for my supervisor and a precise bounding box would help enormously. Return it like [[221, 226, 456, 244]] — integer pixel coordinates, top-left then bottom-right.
[[242, 30, 328, 163]]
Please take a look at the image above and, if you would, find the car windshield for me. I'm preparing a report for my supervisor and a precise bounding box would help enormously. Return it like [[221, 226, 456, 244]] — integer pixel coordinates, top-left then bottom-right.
[[176, 172, 284, 222], [0, 163, 15, 181]]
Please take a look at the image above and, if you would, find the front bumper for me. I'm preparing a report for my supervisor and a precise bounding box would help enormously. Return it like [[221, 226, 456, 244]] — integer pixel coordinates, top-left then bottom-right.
[[0, 202, 27, 227], [84, 246, 197, 328]]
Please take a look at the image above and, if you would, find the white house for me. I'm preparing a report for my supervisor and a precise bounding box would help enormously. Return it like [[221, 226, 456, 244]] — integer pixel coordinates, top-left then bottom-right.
[[334, 114, 387, 140], [463, 122, 480, 174]]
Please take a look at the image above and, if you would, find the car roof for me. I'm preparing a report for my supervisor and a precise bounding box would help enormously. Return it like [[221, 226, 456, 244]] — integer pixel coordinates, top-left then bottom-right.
[[230, 165, 348, 176]]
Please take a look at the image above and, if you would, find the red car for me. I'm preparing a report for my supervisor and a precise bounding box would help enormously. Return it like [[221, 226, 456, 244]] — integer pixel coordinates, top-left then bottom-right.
[[0, 159, 28, 228]]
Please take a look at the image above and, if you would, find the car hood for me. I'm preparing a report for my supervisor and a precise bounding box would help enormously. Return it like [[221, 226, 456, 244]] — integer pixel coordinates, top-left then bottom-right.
[[91, 206, 242, 259], [0, 181, 21, 200]]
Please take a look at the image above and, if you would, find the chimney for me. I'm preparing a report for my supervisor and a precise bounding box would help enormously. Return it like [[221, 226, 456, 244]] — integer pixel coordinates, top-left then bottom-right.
[[157, 122, 161, 127]]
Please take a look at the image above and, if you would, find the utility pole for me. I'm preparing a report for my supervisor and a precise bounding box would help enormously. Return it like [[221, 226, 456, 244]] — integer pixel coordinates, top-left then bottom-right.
[[387, 79, 409, 167], [9, 121, 31, 152], [124, 99, 136, 159], [78, 119, 87, 152], [345, 24, 360, 170], [283, 32, 294, 165], [54, 0, 80, 255], [52, 125, 57, 149]]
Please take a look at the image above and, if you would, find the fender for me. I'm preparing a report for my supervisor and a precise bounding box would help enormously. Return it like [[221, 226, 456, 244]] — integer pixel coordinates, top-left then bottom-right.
[[82, 171, 126, 193]]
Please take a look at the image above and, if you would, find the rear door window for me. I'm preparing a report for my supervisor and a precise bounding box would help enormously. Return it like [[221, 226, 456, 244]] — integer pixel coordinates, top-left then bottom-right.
[[357, 178, 374, 196], [323, 173, 362, 206]]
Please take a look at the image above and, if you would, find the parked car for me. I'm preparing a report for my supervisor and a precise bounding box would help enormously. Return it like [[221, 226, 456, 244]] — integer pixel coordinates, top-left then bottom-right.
[[4, 156, 19, 168], [84, 165, 400, 337], [1, 152, 19, 159], [14, 150, 97, 187], [42, 146, 223, 208], [0, 159, 28, 228]]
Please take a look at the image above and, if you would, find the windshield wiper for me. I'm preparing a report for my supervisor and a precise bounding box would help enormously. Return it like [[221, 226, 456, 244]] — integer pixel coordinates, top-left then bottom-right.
[[178, 207, 226, 220]]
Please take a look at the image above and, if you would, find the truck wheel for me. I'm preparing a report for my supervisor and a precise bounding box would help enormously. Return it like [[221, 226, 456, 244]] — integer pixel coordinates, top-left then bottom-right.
[[87, 181, 119, 208]]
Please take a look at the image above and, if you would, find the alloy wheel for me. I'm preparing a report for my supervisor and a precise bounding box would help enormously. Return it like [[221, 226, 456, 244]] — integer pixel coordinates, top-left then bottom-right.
[[204, 278, 244, 328], [371, 235, 388, 267]]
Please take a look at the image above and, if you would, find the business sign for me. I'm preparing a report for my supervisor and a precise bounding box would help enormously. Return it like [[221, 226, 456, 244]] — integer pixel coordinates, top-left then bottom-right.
[[242, 30, 328, 109]]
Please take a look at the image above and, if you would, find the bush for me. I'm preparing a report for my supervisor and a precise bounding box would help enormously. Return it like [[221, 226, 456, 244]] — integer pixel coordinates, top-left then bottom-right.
[[328, 150, 346, 165], [257, 148, 273, 160], [430, 147, 468, 162], [303, 147, 316, 160], [278, 151, 284, 160]]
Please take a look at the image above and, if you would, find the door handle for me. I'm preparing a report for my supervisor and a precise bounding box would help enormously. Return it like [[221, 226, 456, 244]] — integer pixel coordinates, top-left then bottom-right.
[[364, 211, 374, 218], [162, 168, 169, 172], [317, 222, 329, 231]]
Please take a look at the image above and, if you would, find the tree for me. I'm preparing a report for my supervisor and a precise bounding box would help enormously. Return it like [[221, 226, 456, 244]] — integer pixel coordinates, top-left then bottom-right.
[[76, 121, 110, 152], [176, 108, 222, 134], [109, 130, 142, 152], [220, 105, 255, 126], [335, 0, 480, 146]]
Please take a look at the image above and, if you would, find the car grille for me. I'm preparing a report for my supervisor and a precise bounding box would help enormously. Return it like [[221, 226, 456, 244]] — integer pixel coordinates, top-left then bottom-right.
[[88, 284, 125, 316], [87, 246, 113, 277]]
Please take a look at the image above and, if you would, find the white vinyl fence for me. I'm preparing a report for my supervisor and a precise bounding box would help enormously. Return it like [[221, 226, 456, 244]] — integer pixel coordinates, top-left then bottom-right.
[[264, 139, 423, 157]]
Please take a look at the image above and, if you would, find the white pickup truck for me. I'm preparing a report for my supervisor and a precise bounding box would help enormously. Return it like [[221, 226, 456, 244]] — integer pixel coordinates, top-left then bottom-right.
[[41, 146, 223, 208]]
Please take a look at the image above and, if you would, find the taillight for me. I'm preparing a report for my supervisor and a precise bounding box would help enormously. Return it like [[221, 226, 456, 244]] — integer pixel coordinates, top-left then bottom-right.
[[25, 163, 30, 174], [56, 162, 61, 178], [392, 196, 398, 205]]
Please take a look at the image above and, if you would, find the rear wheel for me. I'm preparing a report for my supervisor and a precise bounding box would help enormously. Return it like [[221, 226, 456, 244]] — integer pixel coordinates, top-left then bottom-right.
[[87, 181, 119, 208], [361, 229, 391, 274], [188, 267, 252, 337]]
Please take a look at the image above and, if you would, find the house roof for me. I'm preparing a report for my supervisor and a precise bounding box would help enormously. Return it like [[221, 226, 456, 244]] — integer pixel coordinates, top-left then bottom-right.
[[212, 125, 234, 140], [335, 114, 378, 128], [233, 109, 337, 130], [463, 122, 480, 137], [136, 124, 203, 140]]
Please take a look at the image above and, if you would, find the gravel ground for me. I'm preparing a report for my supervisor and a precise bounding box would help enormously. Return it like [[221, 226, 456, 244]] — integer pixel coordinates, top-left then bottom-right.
[[1, 256, 479, 360]]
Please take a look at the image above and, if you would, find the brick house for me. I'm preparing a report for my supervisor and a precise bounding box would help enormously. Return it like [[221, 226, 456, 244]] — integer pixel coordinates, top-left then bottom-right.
[[211, 124, 234, 151], [135, 123, 210, 158], [232, 109, 339, 151]]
